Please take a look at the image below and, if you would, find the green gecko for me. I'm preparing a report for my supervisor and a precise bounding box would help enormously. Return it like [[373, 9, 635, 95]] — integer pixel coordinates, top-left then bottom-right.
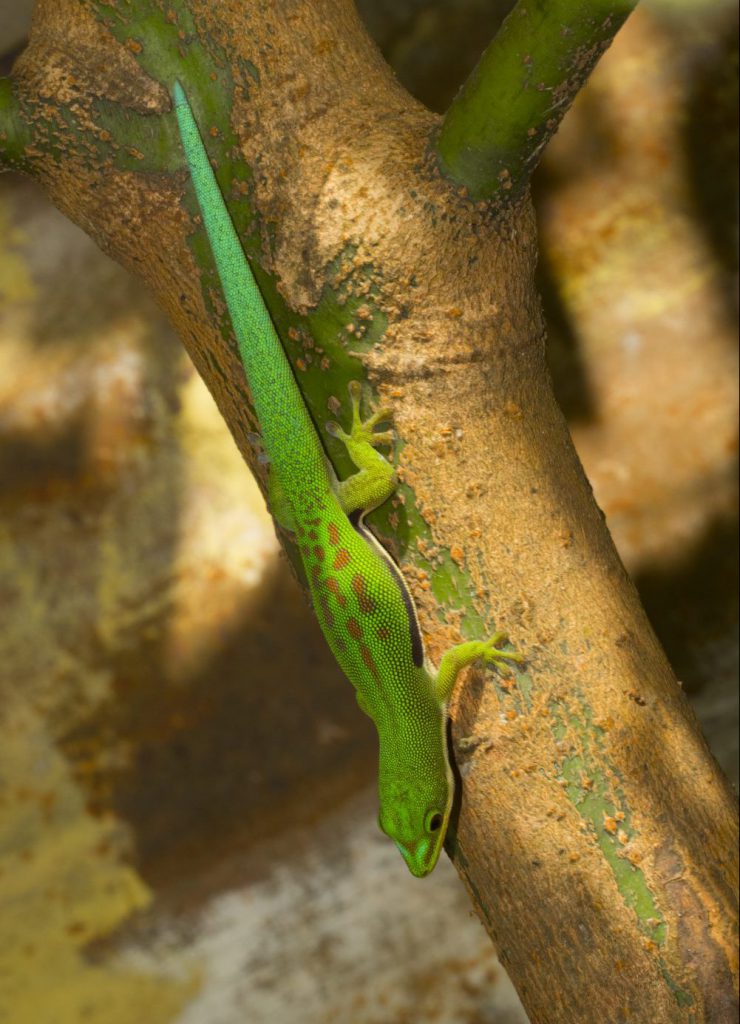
[[172, 82, 523, 877]]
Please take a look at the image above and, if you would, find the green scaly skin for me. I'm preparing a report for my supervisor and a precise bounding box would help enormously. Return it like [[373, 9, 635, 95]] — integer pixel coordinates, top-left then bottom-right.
[[173, 83, 524, 877]]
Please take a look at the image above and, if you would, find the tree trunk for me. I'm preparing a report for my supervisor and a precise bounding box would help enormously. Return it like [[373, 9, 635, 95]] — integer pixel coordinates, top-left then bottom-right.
[[2, 1, 737, 1020]]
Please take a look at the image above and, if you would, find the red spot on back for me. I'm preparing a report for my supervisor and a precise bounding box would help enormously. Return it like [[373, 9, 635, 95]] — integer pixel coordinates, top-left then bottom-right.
[[326, 577, 347, 608], [347, 618, 362, 640], [314, 546, 326, 561], [360, 643, 380, 679], [333, 549, 351, 570], [377, 626, 391, 641], [352, 574, 376, 614], [327, 522, 340, 546], [319, 595, 334, 628]]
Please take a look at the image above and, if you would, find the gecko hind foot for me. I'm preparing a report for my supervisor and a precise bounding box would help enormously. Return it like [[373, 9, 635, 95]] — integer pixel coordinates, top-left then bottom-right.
[[349, 380, 394, 448], [328, 380, 398, 516], [327, 380, 394, 450]]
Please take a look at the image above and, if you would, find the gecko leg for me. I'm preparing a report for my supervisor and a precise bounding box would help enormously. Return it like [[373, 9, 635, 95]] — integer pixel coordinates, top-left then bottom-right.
[[326, 380, 397, 516], [434, 633, 524, 704]]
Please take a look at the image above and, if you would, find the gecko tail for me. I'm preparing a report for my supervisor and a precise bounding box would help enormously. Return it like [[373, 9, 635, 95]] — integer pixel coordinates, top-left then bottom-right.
[[171, 80, 186, 109], [171, 77, 328, 486], [172, 80, 187, 108]]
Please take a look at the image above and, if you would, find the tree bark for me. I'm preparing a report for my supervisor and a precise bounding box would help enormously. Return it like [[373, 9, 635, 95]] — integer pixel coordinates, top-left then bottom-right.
[[2, 1, 737, 1021]]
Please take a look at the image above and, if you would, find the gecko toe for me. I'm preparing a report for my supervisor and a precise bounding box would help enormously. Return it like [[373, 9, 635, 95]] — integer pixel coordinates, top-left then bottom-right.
[[367, 407, 394, 428]]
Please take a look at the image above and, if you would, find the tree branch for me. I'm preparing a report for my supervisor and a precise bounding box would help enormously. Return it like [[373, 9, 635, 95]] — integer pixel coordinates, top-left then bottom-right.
[[0, 76, 31, 169], [435, 0, 638, 201], [4, 1, 737, 1020]]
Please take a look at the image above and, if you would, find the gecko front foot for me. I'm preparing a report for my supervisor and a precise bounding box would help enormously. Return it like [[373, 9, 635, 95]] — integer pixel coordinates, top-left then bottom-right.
[[481, 631, 525, 670]]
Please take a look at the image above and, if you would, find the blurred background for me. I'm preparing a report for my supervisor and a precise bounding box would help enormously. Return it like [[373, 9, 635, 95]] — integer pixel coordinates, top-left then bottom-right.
[[0, 1, 736, 1022]]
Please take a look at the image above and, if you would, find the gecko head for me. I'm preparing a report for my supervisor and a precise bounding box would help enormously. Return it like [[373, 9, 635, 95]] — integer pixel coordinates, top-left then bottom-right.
[[377, 774, 452, 878]]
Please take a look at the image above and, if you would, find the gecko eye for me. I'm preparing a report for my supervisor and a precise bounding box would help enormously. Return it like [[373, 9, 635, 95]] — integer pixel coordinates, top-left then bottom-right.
[[425, 811, 444, 833]]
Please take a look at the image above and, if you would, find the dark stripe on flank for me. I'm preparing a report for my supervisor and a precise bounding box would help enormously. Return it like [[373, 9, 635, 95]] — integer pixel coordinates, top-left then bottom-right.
[[349, 510, 424, 669]]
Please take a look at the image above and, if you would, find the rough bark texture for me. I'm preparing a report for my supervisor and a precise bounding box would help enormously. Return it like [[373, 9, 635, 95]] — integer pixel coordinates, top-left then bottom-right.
[[3, 2, 737, 1022]]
